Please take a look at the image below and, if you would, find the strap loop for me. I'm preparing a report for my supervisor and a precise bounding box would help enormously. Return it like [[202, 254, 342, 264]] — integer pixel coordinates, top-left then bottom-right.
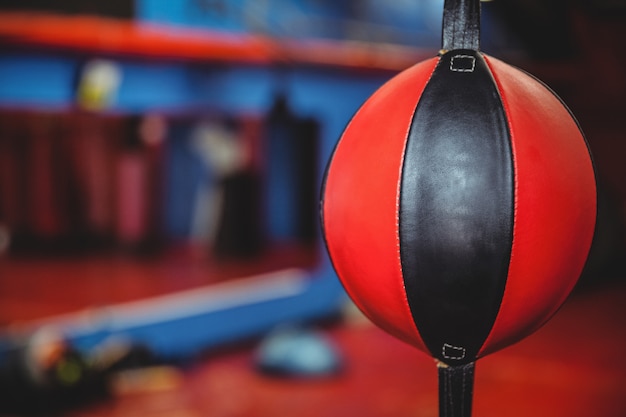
[[442, 0, 481, 51]]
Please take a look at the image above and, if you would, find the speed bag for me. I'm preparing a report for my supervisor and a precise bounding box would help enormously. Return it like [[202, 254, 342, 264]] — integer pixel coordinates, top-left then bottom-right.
[[321, 49, 596, 366]]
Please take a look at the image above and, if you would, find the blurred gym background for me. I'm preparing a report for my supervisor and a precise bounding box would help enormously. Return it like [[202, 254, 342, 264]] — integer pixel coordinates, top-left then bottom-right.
[[0, 1, 625, 416]]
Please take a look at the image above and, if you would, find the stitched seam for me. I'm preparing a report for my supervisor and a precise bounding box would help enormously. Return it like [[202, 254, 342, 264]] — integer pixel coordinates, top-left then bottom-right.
[[447, 369, 453, 416], [461, 366, 466, 417], [397, 57, 441, 352], [477, 54, 517, 357], [450, 55, 476, 73], [442, 343, 466, 360]]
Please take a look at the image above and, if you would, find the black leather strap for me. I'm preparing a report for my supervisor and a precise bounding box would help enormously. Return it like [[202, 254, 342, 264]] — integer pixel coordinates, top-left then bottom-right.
[[442, 0, 481, 51], [438, 362, 475, 417]]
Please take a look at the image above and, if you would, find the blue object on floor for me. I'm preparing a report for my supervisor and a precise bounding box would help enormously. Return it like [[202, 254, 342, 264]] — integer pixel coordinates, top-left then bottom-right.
[[255, 325, 343, 378]]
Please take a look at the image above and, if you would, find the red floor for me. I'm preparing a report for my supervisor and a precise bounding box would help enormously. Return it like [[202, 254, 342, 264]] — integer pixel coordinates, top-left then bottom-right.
[[68, 283, 626, 417], [1, 255, 625, 417], [59, 280, 626, 417], [0, 246, 318, 325]]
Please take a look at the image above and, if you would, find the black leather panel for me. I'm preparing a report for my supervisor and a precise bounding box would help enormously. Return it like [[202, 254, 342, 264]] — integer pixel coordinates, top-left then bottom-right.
[[442, 0, 481, 51], [399, 50, 513, 365]]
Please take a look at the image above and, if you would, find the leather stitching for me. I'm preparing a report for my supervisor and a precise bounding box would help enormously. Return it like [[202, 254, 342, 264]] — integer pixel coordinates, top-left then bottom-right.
[[442, 343, 467, 360], [450, 55, 476, 72], [396, 57, 441, 354]]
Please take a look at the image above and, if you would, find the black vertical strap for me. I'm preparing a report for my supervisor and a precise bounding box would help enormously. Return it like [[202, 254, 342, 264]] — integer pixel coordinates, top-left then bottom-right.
[[442, 0, 481, 51], [438, 362, 475, 417]]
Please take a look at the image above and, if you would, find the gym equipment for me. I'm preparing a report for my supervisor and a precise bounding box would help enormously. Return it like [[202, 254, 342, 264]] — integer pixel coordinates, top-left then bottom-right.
[[321, 0, 596, 416]]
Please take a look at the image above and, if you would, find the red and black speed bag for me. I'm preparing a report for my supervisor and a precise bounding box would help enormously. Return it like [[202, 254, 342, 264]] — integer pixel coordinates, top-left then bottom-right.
[[321, 48, 596, 365]]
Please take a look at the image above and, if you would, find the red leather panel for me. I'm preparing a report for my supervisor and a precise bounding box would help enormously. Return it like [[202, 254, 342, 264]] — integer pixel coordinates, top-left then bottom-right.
[[323, 57, 439, 353], [478, 55, 597, 357]]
